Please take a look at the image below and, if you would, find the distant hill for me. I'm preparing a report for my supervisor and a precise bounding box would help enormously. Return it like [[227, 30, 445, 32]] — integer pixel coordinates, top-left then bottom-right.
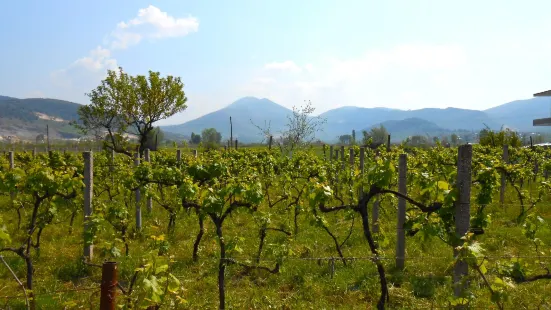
[[3, 93, 550, 143], [162, 96, 550, 143], [316, 106, 497, 141], [161, 97, 292, 143], [0, 97, 82, 139], [366, 118, 467, 141], [484, 97, 551, 131]]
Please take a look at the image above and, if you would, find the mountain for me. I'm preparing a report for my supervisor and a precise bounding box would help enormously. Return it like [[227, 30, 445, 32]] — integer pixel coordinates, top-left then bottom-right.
[[0, 97, 82, 139], [317, 106, 497, 141], [162, 97, 292, 143], [484, 97, 551, 131], [3, 93, 550, 143], [367, 118, 466, 141]]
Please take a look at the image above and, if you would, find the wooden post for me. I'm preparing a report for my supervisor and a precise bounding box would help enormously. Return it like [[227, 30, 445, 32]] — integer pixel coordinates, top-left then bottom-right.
[[32, 148, 36, 157], [454, 144, 472, 298], [144, 149, 152, 213], [340, 146, 345, 170], [329, 145, 334, 161], [8, 151, 14, 169], [9, 151, 14, 201], [134, 153, 142, 230], [349, 148, 354, 167], [100, 262, 118, 310], [176, 149, 182, 162], [386, 134, 391, 151], [83, 151, 93, 259], [269, 136, 273, 150], [193, 149, 198, 158], [235, 139, 238, 150], [396, 154, 407, 270], [500, 145, 508, 206]]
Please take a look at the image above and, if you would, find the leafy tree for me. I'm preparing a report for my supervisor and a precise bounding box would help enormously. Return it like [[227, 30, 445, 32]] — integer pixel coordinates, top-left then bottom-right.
[[405, 135, 429, 147], [190, 132, 201, 144], [450, 133, 458, 146], [77, 67, 187, 156], [339, 134, 352, 145], [479, 126, 521, 147], [362, 125, 388, 145], [201, 128, 222, 147]]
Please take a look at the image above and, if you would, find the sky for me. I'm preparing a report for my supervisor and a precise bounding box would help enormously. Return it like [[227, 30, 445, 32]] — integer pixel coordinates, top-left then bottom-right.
[[2, 1, 551, 125]]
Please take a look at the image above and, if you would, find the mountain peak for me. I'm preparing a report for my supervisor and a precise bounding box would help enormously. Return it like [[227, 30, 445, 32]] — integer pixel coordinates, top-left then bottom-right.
[[227, 96, 285, 110]]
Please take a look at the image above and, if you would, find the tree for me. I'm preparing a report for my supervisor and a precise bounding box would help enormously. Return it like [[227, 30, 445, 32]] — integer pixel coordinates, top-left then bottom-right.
[[405, 135, 429, 147], [77, 67, 187, 156], [351, 129, 356, 145], [279, 100, 326, 153], [339, 134, 352, 145], [144, 127, 164, 151], [190, 132, 201, 144], [362, 125, 388, 146], [450, 133, 458, 146], [479, 126, 521, 147], [201, 128, 222, 147]]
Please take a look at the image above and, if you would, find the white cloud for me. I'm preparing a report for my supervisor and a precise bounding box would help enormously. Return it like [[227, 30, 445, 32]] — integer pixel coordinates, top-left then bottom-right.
[[245, 44, 469, 113], [51, 5, 199, 101], [110, 5, 199, 50], [264, 60, 303, 73], [51, 46, 118, 88]]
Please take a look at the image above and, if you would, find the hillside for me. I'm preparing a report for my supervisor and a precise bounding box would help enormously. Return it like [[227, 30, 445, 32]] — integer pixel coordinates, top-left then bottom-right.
[[2, 94, 549, 143], [162, 97, 292, 143], [365, 118, 471, 142], [484, 97, 551, 131], [317, 106, 497, 141], [0, 97, 81, 139]]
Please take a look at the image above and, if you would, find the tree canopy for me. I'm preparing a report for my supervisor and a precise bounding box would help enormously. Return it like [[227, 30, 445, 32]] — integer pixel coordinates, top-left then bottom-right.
[[77, 67, 187, 156], [362, 125, 388, 145], [201, 128, 222, 146]]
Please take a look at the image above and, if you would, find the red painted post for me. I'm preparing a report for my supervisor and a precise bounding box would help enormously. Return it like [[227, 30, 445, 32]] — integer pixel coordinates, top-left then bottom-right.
[[100, 261, 118, 309]]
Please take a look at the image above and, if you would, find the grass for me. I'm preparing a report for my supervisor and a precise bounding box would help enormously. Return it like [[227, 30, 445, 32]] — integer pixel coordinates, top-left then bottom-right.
[[1, 151, 550, 309]]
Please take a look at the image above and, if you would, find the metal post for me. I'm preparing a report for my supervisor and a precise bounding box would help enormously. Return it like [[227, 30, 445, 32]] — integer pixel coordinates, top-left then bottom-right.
[[454, 144, 472, 298], [500, 145, 508, 206], [144, 149, 152, 213], [100, 262, 118, 310], [134, 153, 142, 230], [83, 151, 93, 259], [396, 154, 407, 270]]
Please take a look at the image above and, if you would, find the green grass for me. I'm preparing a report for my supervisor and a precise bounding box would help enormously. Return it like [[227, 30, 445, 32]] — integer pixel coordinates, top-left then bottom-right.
[[1, 186, 550, 309]]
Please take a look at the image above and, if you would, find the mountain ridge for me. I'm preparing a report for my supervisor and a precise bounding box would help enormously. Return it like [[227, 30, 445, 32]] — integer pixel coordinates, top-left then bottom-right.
[[1, 95, 550, 143]]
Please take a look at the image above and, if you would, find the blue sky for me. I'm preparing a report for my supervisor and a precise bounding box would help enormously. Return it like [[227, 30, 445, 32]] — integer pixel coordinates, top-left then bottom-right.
[[2, 0, 551, 125]]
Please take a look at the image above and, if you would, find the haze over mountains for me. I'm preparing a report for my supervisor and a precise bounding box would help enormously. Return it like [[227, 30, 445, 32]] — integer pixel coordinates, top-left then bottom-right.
[[162, 96, 551, 142], [1, 95, 551, 143]]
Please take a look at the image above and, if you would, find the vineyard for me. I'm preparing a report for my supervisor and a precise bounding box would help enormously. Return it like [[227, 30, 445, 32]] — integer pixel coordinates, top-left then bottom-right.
[[0, 144, 550, 309]]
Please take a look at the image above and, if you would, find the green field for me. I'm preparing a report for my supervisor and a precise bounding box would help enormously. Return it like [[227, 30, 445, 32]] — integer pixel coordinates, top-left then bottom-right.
[[0, 145, 550, 309]]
